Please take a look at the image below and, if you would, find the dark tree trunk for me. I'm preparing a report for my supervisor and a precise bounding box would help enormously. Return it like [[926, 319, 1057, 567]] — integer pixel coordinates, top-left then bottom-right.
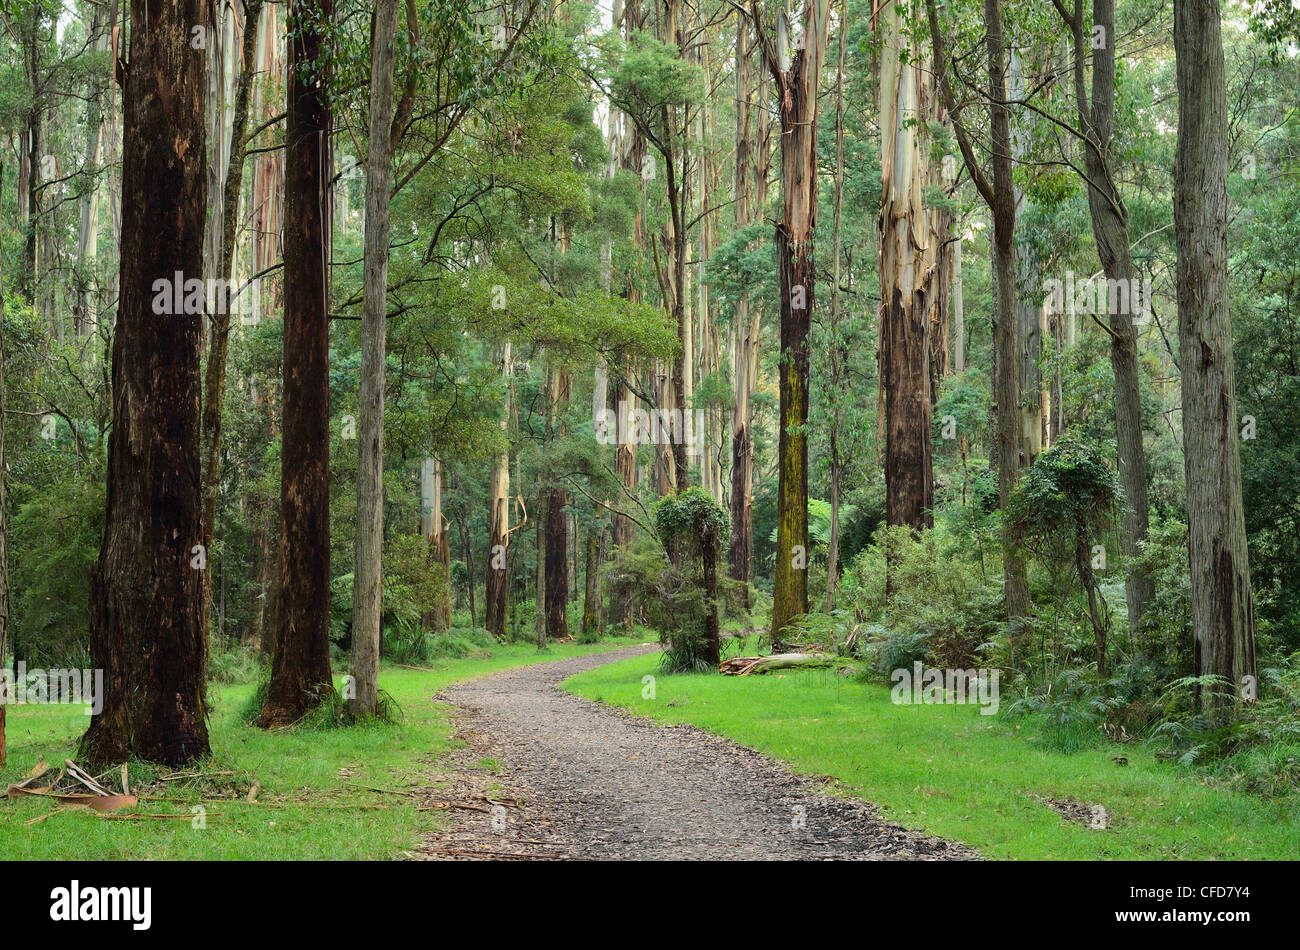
[[768, 0, 830, 644], [1173, 0, 1256, 718], [259, 0, 334, 728], [0, 163, 8, 766], [701, 520, 721, 667], [544, 487, 568, 641], [581, 522, 603, 640], [81, 0, 213, 766]]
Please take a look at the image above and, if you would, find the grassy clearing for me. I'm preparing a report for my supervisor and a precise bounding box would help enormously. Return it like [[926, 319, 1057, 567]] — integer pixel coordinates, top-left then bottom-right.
[[564, 652, 1300, 860], [0, 636, 645, 860]]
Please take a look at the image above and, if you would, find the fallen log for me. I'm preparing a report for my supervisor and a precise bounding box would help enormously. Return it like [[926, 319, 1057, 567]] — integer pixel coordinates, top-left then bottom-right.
[[719, 653, 838, 675]]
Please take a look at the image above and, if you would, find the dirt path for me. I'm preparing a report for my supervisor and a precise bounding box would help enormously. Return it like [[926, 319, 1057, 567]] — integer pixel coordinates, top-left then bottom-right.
[[416, 645, 976, 861]]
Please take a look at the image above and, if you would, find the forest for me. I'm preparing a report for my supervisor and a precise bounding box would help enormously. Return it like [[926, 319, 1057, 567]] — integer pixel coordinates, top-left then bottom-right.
[[0, 0, 1297, 866]]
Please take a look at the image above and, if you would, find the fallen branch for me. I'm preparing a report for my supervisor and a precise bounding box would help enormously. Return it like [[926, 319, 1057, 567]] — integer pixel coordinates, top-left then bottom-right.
[[719, 653, 839, 675], [348, 782, 419, 797]]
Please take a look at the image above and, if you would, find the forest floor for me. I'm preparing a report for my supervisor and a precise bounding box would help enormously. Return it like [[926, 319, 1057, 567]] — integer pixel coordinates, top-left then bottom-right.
[[418, 646, 974, 860]]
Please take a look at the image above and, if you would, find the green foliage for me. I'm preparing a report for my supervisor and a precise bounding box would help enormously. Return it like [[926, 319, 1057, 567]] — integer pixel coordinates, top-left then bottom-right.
[[609, 490, 732, 675], [848, 524, 1002, 671], [8, 464, 102, 666], [1007, 436, 1120, 558]]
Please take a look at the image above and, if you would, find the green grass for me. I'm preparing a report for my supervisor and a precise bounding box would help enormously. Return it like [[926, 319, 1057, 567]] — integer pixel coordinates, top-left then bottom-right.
[[0, 636, 646, 859], [564, 652, 1300, 859]]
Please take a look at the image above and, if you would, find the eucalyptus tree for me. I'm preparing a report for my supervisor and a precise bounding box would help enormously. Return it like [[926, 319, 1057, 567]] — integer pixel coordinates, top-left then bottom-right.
[[748, 0, 832, 642], [1173, 0, 1257, 717], [82, 0, 212, 765]]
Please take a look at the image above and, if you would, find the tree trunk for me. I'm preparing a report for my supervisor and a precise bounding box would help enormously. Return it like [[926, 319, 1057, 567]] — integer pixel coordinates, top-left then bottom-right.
[[1075, 527, 1108, 676], [581, 523, 603, 640], [769, 0, 830, 644], [824, 7, 848, 611], [534, 487, 547, 649], [728, 12, 760, 604], [260, 0, 335, 728], [74, 4, 113, 338], [81, 0, 213, 766], [544, 368, 570, 643], [879, 0, 935, 533], [1067, 0, 1153, 635], [953, 232, 965, 372], [1010, 49, 1043, 465], [1173, 0, 1256, 718], [422, 455, 452, 631], [485, 343, 512, 637], [927, 0, 1028, 619], [348, 0, 398, 718], [0, 163, 8, 766], [22, 14, 40, 301], [200, 0, 265, 655], [701, 519, 721, 666]]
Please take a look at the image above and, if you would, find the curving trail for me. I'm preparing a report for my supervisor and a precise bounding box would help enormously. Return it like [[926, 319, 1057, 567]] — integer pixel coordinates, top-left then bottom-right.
[[417, 645, 976, 861]]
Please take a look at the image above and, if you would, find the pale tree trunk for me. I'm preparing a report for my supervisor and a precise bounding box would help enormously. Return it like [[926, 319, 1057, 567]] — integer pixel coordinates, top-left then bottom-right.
[[200, 0, 265, 653], [953, 232, 964, 372], [421, 455, 452, 631], [1010, 48, 1044, 464], [761, 0, 831, 643], [82, 0, 213, 766], [249, 2, 284, 325], [348, 0, 399, 718], [879, 0, 934, 534], [485, 342, 513, 637], [1061, 0, 1153, 634], [729, 15, 767, 603], [22, 14, 40, 301], [1173, 0, 1256, 718], [611, 0, 641, 588], [74, 3, 113, 339], [260, 0, 335, 728]]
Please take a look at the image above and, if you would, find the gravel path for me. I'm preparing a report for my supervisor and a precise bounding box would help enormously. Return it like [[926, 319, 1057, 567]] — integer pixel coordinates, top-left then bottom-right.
[[417, 646, 977, 861]]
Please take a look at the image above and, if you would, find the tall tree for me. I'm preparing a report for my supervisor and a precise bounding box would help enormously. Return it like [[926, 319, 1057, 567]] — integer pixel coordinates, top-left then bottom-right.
[[82, 0, 213, 766], [485, 342, 513, 638], [349, 0, 399, 719], [927, 0, 1029, 618], [544, 365, 571, 642], [1053, 0, 1153, 634], [1172, 0, 1257, 716], [754, 0, 832, 642], [0, 163, 8, 767], [824, 0, 849, 609], [260, 0, 335, 728], [879, 0, 935, 533], [728, 10, 769, 603], [200, 0, 265, 649]]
